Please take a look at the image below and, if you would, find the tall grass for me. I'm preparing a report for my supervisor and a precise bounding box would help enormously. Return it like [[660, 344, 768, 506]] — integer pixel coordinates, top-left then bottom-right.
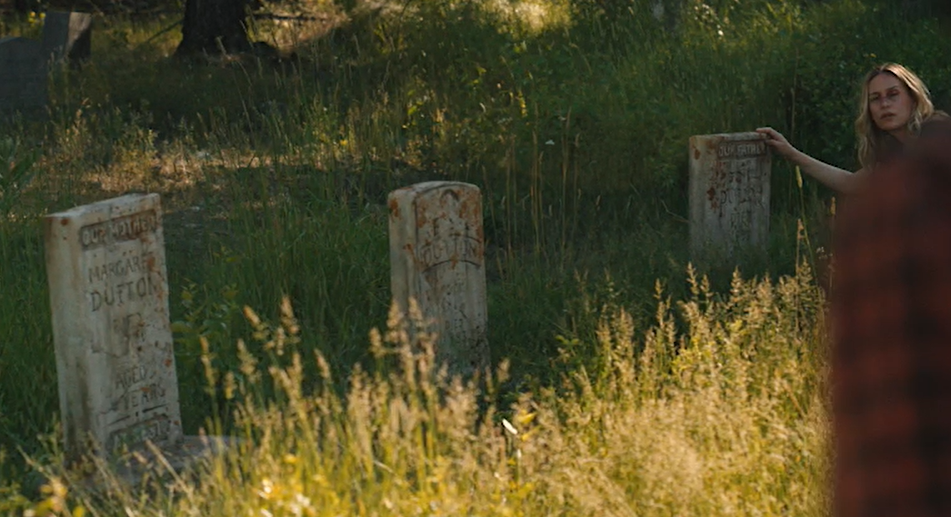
[[0, 0, 946, 507], [12, 265, 827, 516]]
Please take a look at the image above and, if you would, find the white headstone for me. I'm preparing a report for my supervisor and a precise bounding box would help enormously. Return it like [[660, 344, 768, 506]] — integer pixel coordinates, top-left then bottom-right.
[[42, 11, 93, 64], [388, 182, 489, 376], [650, 0, 683, 32], [689, 132, 771, 261], [0, 37, 47, 113], [44, 194, 182, 460]]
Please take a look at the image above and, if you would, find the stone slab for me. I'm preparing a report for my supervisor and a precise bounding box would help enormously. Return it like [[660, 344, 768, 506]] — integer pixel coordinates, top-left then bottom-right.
[[44, 194, 182, 461], [0, 37, 48, 113], [42, 11, 92, 64], [388, 182, 489, 376], [689, 132, 771, 261], [110, 435, 237, 486]]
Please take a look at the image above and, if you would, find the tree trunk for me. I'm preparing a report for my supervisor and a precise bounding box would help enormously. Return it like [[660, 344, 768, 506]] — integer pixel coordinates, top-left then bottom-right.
[[176, 0, 252, 56]]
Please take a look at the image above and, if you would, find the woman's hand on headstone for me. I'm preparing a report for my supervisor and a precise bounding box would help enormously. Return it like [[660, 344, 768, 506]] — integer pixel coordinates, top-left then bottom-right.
[[756, 127, 798, 161]]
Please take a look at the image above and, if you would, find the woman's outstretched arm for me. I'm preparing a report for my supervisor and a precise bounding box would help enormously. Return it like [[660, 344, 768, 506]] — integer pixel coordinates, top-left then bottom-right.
[[756, 127, 866, 195]]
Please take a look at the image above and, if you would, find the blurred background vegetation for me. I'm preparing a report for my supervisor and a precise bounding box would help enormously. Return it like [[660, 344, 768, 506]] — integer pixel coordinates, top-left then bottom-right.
[[1, 0, 950, 508]]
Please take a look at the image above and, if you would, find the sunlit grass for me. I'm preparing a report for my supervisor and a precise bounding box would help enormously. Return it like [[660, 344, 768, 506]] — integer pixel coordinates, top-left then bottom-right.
[[484, 0, 572, 33], [0, 0, 944, 510], [13, 266, 828, 516]]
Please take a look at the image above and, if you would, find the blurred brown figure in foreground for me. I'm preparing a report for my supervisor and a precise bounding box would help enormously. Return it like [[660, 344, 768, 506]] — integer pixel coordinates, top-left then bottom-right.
[[832, 116, 951, 517]]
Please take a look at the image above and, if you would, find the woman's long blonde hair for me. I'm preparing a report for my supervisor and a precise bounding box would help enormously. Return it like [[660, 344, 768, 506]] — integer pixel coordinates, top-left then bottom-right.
[[855, 63, 934, 169]]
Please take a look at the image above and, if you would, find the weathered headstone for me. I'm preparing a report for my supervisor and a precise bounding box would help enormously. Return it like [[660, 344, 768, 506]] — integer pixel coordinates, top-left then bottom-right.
[[689, 132, 771, 261], [42, 11, 93, 64], [651, 0, 685, 33], [44, 194, 183, 461], [0, 37, 47, 113], [388, 182, 489, 376]]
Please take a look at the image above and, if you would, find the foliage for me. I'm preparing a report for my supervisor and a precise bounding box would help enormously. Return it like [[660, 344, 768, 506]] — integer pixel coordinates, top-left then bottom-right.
[[0, 137, 39, 217], [19, 271, 828, 515], [0, 0, 948, 508]]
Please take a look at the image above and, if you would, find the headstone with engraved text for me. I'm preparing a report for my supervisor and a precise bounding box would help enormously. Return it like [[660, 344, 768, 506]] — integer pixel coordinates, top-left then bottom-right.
[[388, 182, 490, 376], [45, 194, 182, 461], [689, 132, 771, 261], [0, 37, 47, 113]]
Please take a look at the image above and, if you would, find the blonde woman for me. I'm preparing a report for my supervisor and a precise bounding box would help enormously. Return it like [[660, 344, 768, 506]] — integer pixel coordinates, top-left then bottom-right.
[[757, 63, 938, 194]]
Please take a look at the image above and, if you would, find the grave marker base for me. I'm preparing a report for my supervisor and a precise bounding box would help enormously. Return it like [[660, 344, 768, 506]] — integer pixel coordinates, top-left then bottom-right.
[[109, 435, 239, 485]]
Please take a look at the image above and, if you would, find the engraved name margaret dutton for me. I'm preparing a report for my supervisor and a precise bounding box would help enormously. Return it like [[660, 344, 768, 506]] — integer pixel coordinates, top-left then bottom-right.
[[89, 274, 158, 312], [88, 252, 154, 284], [80, 210, 159, 250]]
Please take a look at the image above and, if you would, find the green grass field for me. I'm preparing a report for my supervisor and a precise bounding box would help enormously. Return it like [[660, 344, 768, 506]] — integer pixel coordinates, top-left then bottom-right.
[[0, 0, 948, 513]]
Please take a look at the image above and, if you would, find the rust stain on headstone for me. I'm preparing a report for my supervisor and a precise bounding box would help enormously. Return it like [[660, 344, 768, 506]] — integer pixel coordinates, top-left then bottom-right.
[[388, 182, 489, 377], [688, 133, 771, 262], [44, 194, 183, 461]]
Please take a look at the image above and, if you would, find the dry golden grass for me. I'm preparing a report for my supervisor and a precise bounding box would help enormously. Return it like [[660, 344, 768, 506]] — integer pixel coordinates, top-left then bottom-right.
[[17, 265, 828, 516]]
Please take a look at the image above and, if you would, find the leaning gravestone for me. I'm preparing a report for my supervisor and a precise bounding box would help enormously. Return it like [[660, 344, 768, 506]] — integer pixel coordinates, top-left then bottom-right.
[[45, 194, 184, 463], [689, 132, 771, 261], [388, 182, 489, 377], [42, 11, 93, 64], [650, 0, 684, 33], [0, 37, 47, 113]]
